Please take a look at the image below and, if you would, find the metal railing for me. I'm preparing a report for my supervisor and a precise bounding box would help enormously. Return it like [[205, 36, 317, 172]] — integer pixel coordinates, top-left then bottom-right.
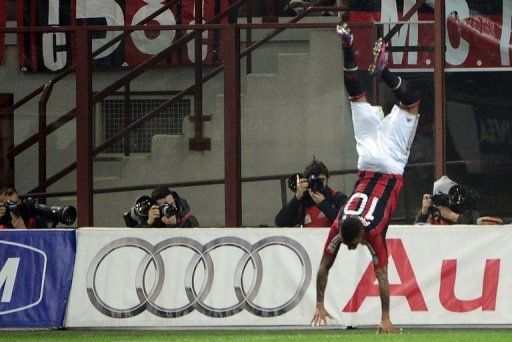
[[1, 0, 454, 226], [1, 0, 347, 226]]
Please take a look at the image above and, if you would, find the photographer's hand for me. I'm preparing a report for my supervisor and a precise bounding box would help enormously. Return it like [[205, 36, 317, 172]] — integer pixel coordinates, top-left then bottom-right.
[[295, 178, 309, 200], [10, 213, 26, 229], [0, 205, 6, 217], [309, 190, 325, 205], [421, 194, 431, 215], [437, 206, 459, 223], [162, 215, 178, 226], [147, 205, 160, 226]]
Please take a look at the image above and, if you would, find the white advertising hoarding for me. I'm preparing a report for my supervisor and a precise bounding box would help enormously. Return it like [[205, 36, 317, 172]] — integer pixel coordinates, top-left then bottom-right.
[[65, 226, 512, 328]]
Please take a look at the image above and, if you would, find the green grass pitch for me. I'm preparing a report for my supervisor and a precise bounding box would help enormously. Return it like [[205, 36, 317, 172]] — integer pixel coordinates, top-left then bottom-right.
[[1, 329, 512, 342]]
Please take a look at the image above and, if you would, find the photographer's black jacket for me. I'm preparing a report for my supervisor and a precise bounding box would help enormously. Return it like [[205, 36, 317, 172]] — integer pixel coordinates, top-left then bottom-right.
[[415, 208, 480, 225], [275, 186, 347, 227], [0, 214, 48, 229], [136, 197, 199, 228]]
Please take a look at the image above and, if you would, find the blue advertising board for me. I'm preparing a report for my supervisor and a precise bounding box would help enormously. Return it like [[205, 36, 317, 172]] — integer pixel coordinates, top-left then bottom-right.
[[0, 230, 76, 328]]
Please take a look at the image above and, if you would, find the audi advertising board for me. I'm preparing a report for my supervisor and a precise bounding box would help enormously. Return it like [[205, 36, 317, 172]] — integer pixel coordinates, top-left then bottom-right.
[[66, 228, 319, 327], [65, 227, 512, 328], [0, 230, 76, 328]]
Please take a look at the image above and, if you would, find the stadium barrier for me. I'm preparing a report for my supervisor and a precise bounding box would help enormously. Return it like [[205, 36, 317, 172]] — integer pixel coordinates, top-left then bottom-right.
[[2, 227, 511, 329], [64, 226, 512, 328], [0, 230, 76, 329]]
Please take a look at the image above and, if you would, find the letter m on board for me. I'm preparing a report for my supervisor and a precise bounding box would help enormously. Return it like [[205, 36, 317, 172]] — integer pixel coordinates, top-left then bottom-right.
[[0, 258, 20, 303]]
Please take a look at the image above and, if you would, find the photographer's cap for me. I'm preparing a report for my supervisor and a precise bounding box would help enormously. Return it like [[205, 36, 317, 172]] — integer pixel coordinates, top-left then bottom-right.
[[433, 175, 457, 195]]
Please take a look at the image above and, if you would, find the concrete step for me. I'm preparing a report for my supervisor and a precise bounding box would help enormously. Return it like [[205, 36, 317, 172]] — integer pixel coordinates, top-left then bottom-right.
[[92, 176, 122, 191], [93, 159, 123, 178]]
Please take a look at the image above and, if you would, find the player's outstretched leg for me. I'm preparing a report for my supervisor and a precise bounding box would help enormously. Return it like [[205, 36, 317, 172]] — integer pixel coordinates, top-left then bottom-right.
[[369, 39, 419, 110], [337, 24, 366, 102]]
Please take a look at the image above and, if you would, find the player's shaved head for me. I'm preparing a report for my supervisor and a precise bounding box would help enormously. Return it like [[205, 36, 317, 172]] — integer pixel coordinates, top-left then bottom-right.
[[339, 216, 364, 249]]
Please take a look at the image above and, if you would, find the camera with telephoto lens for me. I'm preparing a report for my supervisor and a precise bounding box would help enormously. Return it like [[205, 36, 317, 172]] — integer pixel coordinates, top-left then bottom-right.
[[123, 195, 182, 227], [3, 197, 77, 227], [123, 195, 153, 227], [429, 184, 477, 215]]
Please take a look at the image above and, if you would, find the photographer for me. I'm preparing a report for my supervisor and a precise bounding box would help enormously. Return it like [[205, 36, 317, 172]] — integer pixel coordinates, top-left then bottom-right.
[[0, 187, 46, 229], [275, 159, 347, 227], [136, 187, 199, 228], [415, 176, 480, 225]]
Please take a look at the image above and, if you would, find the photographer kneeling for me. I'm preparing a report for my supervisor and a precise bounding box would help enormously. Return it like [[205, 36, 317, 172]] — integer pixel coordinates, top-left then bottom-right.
[[275, 159, 347, 228], [126, 186, 199, 228], [415, 176, 480, 225]]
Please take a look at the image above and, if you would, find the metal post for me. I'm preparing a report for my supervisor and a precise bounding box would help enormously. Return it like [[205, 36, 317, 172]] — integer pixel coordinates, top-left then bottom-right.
[[434, 0, 446, 178], [123, 84, 131, 156], [264, 0, 278, 23], [222, 25, 242, 227], [0, 93, 14, 188], [280, 177, 287, 208], [38, 102, 46, 197], [38, 82, 54, 198], [75, 27, 93, 227], [191, 0, 206, 150], [246, 0, 253, 74]]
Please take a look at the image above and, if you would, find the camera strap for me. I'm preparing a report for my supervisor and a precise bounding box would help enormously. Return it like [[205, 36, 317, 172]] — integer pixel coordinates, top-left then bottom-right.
[[178, 211, 193, 228], [293, 201, 302, 227]]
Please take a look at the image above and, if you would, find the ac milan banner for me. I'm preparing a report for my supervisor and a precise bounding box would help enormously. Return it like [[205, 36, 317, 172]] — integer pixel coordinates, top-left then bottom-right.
[[350, 0, 512, 71], [0, 0, 7, 64], [17, 0, 228, 72], [66, 227, 512, 328]]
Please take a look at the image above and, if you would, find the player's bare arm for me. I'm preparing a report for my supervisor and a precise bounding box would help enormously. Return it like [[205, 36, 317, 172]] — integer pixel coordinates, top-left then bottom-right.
[[310, 254, 335, 327], [316, 254, 335, 302], [375, 266, 397, 334]]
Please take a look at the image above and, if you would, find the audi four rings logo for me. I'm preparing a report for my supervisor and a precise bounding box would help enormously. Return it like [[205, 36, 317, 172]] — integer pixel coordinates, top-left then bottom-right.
[[86, 236, 312, 319]]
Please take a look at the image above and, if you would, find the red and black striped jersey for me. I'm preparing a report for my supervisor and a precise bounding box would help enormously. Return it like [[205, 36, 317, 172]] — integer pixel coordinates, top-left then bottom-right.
[[323, 170, 403, 270]]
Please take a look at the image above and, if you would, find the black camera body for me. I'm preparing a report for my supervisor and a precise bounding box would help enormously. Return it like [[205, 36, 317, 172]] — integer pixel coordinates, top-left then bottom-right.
[[431, 192, 450, 207], [2, 197, 77, 227], [287, 158, 328, 194], [306, 175, 324, 192], [3, 200, 23, 217], [159, 202, 181, 218], [287, 173, 325, 193]]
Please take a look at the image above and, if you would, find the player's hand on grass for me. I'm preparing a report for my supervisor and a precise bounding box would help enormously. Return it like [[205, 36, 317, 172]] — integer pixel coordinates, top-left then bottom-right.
[[377, 317, 397, 334], [310, 302, 333, 327]]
